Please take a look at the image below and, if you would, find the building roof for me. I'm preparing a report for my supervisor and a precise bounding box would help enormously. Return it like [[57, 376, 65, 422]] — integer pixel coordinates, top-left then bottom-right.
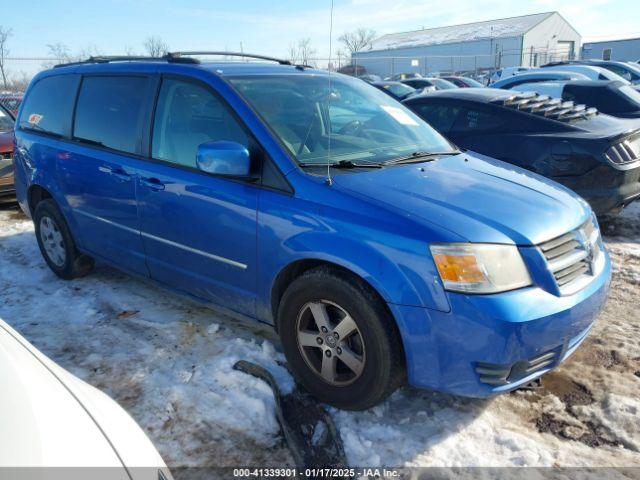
[[367, 12, 556, 52], [583, 36, 640, 45]]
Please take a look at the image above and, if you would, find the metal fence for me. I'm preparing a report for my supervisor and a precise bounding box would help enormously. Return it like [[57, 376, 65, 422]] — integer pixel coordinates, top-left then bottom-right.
[[348, 46, 580, 81], [0, 46, 582, 94]]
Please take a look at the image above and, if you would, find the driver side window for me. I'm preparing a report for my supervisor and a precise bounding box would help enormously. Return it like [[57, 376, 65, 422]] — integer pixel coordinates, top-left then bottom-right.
[[152, 79, 248, 168]]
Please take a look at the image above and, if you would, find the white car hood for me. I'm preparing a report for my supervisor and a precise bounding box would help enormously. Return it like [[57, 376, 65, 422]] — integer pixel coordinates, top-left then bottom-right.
[[0, 322, 125, 470], [0, 320, 169, 479]]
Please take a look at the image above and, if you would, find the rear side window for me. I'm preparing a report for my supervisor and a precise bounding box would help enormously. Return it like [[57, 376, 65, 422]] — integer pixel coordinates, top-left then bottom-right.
[[411, 103, 460, 133], [452, 108, 505, 132], [151, 79, 248, 168], [19, 75, 80, 137], [74, 76, 150, 155]]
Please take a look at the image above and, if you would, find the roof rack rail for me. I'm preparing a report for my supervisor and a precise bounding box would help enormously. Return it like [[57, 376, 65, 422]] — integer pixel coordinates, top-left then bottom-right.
[[53, 55, 200, 68], [167, 51, 292, 65]]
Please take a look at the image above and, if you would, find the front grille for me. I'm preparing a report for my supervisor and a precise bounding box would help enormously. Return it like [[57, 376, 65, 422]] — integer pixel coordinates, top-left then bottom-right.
[[0, 152, 11, 160], [538, 218, 602, 295], [476, 350, 558, 386], [605, 135, 640, 165]]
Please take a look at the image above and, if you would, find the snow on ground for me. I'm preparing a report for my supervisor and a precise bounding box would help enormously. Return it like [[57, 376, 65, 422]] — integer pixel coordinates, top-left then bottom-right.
[[1, 203, 639, 470]]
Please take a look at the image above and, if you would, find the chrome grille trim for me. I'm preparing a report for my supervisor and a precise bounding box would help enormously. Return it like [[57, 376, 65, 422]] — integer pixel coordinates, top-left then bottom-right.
[[538, 218, 603, 295]]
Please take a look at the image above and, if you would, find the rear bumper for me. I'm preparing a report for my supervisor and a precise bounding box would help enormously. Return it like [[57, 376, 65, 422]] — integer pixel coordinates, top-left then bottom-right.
[[390, 250, 611, 397], [557, 163, 640, 216]]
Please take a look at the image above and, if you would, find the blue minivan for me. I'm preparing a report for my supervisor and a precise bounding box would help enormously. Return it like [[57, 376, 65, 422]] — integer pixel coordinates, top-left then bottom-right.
[[13, 54, 611, 410]]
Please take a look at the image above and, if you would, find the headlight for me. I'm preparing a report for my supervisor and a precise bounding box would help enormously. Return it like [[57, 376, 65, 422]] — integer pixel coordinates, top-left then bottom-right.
[[430, 243, 532, 294]]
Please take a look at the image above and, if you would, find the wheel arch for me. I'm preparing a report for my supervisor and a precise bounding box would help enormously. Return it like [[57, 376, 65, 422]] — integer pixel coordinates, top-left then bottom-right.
[[271, 258, 392, 331], [27, 184, 53, 216]]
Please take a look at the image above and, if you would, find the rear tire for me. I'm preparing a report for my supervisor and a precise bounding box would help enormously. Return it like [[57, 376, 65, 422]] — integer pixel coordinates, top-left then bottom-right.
[[34, 199, 94, 280], [277, 267, 405, 410]]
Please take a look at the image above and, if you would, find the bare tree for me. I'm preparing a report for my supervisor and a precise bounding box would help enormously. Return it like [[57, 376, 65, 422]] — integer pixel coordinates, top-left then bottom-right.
[[0, 26, 12, 90], [77, 45, 101, 59], [287, 42, 300, 64], [338, 28, 376, 54], [9, 70, 31, 91], [143, 36, 169, 57], [335, 48, 348, 70], [47, 43, 73, 63], [124, 45, 138, 56], [297, 38, 316, 67]]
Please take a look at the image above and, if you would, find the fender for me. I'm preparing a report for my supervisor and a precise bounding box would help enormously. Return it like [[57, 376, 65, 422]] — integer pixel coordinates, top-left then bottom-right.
[[257, 229, 451, 325]]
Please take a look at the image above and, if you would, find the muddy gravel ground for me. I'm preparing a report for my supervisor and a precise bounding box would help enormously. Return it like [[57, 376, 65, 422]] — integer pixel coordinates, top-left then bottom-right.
[[0, 201, 639, 472]]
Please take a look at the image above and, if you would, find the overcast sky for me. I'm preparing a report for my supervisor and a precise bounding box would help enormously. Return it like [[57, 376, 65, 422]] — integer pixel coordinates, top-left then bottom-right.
[[4, 0, 640, 61]]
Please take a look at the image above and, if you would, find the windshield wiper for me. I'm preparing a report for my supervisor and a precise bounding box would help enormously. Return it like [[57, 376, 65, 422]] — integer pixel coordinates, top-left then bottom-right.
[[331, 159, 383, 169], [383, 150, 460, 166], [299, 159, 383, 169]]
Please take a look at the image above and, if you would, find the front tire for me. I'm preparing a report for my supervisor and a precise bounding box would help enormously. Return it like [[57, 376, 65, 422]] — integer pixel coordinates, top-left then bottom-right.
[[34, 199, 94, 280], [277, 267, 405, 410]]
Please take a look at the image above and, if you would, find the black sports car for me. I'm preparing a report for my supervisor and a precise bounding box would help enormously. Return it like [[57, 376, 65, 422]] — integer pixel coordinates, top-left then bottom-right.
[[404, 88, 640, 217]]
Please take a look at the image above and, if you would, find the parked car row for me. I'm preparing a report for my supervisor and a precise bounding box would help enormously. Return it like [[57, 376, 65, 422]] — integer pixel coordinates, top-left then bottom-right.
[[359, 60, 640, 218], [0, 103, 15, 199]]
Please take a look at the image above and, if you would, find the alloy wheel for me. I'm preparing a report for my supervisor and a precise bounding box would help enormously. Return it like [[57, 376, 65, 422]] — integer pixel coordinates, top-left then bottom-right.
[[39, 216, 66, 267], [295, 300, 366, 386]]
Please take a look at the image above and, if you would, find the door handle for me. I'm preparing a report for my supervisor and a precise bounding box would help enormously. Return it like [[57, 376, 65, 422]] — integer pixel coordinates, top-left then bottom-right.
[[98, 165, 132, 181], [140, 177, 165, 191]]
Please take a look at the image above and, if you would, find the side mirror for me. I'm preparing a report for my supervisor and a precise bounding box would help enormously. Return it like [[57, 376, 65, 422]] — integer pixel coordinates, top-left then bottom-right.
[[196, 141, 251, 177]]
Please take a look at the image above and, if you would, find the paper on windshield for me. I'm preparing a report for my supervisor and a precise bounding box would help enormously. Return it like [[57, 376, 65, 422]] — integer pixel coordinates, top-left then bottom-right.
[[381, 105, 419, 126]]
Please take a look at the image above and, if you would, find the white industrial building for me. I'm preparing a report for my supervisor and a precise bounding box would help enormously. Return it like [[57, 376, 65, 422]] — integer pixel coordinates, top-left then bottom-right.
[[352, 12, 581, 77]]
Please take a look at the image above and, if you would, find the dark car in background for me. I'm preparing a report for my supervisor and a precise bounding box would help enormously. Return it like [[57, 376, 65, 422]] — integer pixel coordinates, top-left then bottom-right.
[[402, 77, 458, 91], [404, 88, 640, 217], [508, 80, 640, 119], [337, 64, 367, 77], [0, 104, 15, 198], [441, 76, 484, 88], [371, 81, 418, 101], [0, 93, 23, 117]]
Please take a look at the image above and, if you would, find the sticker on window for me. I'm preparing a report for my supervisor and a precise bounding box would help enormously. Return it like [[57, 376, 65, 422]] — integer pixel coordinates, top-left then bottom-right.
[[28, 113, 43, 125], [381, 105, 419, 126]]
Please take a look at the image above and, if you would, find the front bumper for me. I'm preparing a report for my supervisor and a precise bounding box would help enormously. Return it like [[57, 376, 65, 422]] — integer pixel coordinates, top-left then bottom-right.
[[389, 250, 611, 397]]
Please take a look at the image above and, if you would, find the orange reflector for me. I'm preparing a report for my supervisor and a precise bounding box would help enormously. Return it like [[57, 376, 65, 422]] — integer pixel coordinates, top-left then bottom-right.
[[433, 253, 486, 284]]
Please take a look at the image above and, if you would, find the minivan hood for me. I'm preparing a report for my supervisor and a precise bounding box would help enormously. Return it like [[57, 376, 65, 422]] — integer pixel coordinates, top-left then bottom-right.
[[332, 152, 591, 245]]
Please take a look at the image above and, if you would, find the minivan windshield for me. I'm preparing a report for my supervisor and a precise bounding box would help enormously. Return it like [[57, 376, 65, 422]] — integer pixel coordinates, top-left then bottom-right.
[[228, 74, 455, 166]]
